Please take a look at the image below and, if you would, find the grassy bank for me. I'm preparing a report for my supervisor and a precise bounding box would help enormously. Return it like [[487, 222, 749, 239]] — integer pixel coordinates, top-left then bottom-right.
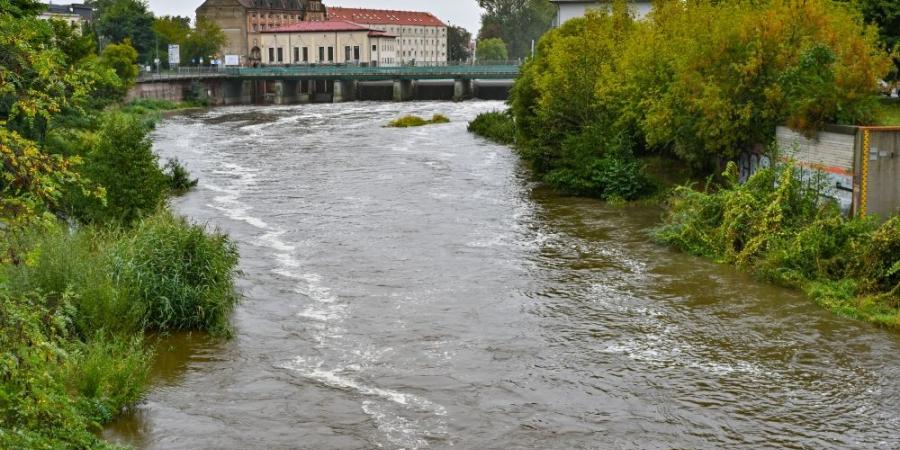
[[387, 114, 450, 128], [654, 162, 900, 328]]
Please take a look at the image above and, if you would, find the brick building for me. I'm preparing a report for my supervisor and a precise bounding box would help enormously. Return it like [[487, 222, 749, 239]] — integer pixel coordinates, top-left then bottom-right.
[[196, 0, 326, 66]]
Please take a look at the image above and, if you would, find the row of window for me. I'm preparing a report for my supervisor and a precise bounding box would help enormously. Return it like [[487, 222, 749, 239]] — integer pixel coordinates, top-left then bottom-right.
[[400, 50, 445, 58], [267, 45, 385, 63], [401, 38, 445, 45]]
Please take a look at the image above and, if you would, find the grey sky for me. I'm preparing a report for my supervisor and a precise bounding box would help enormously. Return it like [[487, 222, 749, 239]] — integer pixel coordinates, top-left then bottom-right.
[[145, 0, 484, 34]]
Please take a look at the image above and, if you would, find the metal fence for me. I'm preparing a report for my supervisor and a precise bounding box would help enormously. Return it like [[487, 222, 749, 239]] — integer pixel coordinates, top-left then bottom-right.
[[138, 61, 522, 82]]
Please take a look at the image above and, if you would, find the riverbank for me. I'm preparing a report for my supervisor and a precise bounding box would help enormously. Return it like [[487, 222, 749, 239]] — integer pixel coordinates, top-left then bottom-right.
[[1, 99, 239, 449], [468, 111, 900, 329]]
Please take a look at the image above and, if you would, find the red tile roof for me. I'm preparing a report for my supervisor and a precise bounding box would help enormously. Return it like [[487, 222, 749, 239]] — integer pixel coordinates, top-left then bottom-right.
[[264, 20, 370, 33], [326, 7, 447, 27]]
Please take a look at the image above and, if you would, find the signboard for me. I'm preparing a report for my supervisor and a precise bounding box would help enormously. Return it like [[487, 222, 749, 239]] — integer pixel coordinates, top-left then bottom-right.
[[167, 44, 180, 65], [224, 55, 240, 66]]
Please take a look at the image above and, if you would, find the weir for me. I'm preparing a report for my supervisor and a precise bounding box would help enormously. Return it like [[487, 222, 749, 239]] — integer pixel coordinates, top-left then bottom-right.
[[128, 64, 519, 105]]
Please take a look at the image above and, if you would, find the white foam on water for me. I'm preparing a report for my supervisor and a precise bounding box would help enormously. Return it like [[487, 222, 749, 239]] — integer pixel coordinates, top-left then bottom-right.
[[277, 356, 448, 449]]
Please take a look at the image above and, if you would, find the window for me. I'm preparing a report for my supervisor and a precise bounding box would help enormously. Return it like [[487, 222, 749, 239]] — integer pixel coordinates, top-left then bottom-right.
[[372, 44, 377, 52], [303, 47, 309, 62], [353, 46, 360, 61], [277, 47, 283, 63], [327, 46, 334, 62], [344, 45, 351, 62], [268, 47, 275, 63], [318, 46, 325, 62], [293, 47, 299, 62]]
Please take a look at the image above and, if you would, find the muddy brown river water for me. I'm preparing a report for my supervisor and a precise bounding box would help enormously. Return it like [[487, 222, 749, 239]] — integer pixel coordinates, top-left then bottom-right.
[[104, 101, 900, 449]]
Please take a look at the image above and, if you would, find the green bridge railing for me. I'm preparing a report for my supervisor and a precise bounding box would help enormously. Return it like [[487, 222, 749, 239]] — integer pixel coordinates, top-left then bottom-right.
[[137, 62, 521, 82]]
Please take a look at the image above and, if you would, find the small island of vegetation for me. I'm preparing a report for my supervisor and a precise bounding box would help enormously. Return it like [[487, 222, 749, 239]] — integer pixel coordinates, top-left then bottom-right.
[[387, 114, 451, 128]]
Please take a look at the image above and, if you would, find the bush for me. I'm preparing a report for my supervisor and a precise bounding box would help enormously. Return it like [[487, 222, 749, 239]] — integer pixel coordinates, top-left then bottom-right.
[[3, 225, 137, 336], [76, 112, 169, 225], [164, 158, 199, 195], [0, 291, 108, 449], [113, 211, 239, 335], [468, 110, 516, 145], [387, 115, 451, 128], [655, 161, 900, 327]]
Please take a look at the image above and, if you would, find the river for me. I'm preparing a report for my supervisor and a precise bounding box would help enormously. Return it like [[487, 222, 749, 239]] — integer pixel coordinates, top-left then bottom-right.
[[105, 101, 900, 449]]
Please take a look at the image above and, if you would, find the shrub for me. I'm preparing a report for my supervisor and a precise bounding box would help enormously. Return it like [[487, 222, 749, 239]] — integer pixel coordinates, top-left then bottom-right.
[[0, 291, 105, 449], [76, 112, 169, 225], [113, 211, 240, 335], [3, 225, 138, 336], [164, 158, 199, 195], [655, 160, 900, 326], [387, 115, 451, 128], [468, 110, 516, 145], [65, 334, 151, 425]]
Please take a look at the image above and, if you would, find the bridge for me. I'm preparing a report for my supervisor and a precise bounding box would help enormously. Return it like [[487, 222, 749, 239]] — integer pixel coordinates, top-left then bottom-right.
[[131, 63, 521, 104]]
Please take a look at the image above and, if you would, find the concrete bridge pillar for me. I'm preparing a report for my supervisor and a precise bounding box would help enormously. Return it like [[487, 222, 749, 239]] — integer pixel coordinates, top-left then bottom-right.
[[453, 79, 473, 102], [393, 79, 413, 102], [334, 80, 358, 102]]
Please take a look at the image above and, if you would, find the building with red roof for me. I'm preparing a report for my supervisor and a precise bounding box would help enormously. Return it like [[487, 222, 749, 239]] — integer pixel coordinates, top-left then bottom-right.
[[325, 7, 448, 64], [259, 20, 398, 66]]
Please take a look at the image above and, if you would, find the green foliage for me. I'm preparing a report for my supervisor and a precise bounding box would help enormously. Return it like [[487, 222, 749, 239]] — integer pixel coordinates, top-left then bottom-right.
[[164, 158, 199, 195], [468, 110, 516, 145], [183, 18, 227, 65], [655, 161, 900, 327], [476, 37, 509, 61], [856, 0, 900, 80], [511, 0, 890, 172], [387, 114, 451, 127], [100, 39, 139, 95], [477, 0, 554, 58], [95, 0, 156, 63], [76, 112, 168, 225], [113, 211, 240, 336], [447, 25, 472, 61]]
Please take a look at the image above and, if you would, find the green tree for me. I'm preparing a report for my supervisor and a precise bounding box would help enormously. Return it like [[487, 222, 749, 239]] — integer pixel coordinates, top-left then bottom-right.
[[95, 0, 156, 63], [0, 0, 44, 19], [183, 17, 226, 65], [100, 39, 139, 93], [153, 15, 190, 68], [477, 37, 509, 61], [77, 112, 167, 224], [447, 25, 472, 62], [477, 0, 554, 58], [857, 0, 900, 80]]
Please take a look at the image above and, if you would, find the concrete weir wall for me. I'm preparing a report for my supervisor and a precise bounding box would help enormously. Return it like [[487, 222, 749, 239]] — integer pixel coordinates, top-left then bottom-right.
[[129, 78, 513, 106]]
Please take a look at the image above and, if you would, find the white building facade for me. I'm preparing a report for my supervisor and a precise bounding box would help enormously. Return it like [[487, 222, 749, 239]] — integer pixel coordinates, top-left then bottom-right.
[[550, 0, 652, 26], [260, 20, 397, 66], [326, 7, 448, 65]]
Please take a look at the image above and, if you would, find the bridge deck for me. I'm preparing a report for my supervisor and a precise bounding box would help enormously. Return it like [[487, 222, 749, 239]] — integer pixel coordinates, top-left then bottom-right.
[[138, 64, 520, 82]]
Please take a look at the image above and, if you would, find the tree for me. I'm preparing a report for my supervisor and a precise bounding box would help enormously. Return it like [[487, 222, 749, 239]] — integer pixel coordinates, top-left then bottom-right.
[[183, 18, 226, 65], [477, 37, 509, 61], [857, 0, 900, 80], [153, 15, 190, 68], [477, 0, 554, 59], [95, 0, 155, 63], [0, 0, 44, 19], [447, 25, 472, 62], [78, 113, 167, 224], [100, 39, 139, 95]]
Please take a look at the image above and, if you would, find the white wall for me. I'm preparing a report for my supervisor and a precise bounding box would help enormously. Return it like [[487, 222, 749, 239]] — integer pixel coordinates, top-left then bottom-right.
[[259, 31, 398, 66], [556, 1, 652, 25]]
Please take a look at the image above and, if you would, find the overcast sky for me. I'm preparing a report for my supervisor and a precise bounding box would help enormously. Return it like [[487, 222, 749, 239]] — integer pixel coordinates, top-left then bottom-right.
[[145, 0, 484, 33]]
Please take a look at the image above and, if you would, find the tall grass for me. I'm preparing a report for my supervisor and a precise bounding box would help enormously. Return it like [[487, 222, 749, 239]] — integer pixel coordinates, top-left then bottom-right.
[[113, 211, 240, 336], [655, 161, 900, 327], [467, 110, 516, 145]]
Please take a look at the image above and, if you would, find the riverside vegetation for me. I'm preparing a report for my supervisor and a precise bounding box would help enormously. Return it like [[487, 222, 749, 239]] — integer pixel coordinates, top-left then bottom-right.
[[387, 114, 451, 128], [469, 0, 900, 327], [0, 3, 238, 448]]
